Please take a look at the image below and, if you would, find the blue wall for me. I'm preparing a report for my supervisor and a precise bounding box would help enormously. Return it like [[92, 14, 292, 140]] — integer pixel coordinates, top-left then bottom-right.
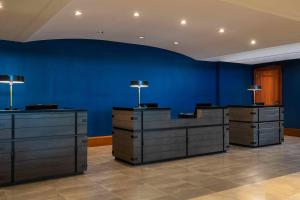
[[218, 62, 253, 106], [0, 39, 252, 136], [280, 59, 300, 129]]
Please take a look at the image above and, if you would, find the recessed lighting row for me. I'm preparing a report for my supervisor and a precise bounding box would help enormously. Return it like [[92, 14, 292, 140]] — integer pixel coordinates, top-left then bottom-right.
[[73, 10, 257, 47], [135, 12, 180, 45], [134, 11, 187, 27], [133, 12, 257, 46], [218, 28, 257, 45]]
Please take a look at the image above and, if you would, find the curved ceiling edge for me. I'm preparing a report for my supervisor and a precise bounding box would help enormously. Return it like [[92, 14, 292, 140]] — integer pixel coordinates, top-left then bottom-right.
[[4, 38, 200, 62]]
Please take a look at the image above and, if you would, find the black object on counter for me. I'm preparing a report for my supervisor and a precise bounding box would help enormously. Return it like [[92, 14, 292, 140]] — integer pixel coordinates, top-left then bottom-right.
[[178, 113, 195, 119], [26, 104, 58, 110], [196, 103, 212, 107], [139, 103, 158, 108]]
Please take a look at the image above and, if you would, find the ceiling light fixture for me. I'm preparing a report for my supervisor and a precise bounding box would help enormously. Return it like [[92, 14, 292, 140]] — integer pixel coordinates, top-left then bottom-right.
[[139, 36, 144, 39], [174, 41, 179, 45], [133, 12, 140, 17], [218, 28, 225, 34], [250, 39, 257, 45], [0, 2, 3, 9], [180, 19, 187, 25], [74, 10, 82, 16]]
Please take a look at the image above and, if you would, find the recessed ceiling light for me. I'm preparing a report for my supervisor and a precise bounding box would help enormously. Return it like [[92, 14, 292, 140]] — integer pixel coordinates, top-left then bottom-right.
[[174, 41, 179, 45], [74, 10, 82, 16], [218, 28, 225, 34], [180, 19, 187, 25], [250, 39, 257, 45], [139, 36, 144, 39], [0, 2, 3, 9], [133, 12, 140, 17]]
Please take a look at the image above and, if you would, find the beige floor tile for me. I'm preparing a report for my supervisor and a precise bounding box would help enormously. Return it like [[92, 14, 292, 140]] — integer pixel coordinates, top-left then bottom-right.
[[112, 184, 167, 200]]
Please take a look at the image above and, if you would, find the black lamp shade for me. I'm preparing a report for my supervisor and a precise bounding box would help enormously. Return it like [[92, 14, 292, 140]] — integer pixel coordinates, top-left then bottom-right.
[[0, 75, 24, 84], [248, 85, 261, 91], [0, 75, 9, 83], [130, 80, 149, 88]]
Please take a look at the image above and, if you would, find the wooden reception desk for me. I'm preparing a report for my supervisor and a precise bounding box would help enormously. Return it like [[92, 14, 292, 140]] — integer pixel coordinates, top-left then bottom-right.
[[229, 105, 284, 147], [112, 106, 229, 165], [0, 109, 88, 186]]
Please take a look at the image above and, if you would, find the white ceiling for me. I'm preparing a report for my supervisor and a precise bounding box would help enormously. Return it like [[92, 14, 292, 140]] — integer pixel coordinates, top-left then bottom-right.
[[0, 0, 70, 41], [0, 0, 300, 64]]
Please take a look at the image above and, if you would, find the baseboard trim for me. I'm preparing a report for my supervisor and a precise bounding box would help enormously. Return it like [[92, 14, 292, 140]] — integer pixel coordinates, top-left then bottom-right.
[[88, 136, 112, 147], [285, 128, 300, 137]]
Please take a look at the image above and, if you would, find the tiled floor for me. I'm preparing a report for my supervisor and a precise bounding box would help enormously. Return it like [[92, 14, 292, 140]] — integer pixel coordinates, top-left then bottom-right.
[[1, 136, 300, 200]]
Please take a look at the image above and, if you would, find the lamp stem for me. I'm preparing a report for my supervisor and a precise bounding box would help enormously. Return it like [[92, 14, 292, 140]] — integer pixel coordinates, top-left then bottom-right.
[[138, 87, 141, 107], [9, 82, 13, 110]]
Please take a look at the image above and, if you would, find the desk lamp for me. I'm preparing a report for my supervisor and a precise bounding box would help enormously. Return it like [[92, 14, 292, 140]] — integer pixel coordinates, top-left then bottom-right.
[[130, 80, 149, 108], [248, 85, 262, 105], [0, 75, 24, 110]]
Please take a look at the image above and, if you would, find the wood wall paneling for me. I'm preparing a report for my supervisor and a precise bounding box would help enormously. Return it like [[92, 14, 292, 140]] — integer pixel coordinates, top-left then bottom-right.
[[88, 136, 112, 147], [285, 128, 300, 137], [254, 65, 282, 105]]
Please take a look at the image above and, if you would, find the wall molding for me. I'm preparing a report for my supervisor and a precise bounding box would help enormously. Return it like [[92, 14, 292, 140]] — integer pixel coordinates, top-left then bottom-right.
[[88, 136, 112, 147], [285, 128, 300, 137], [206, 42, 300, 64]]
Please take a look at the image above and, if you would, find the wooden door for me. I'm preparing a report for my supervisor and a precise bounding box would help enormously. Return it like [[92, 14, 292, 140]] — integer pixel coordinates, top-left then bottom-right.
[[254, 66, 282, 105]]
